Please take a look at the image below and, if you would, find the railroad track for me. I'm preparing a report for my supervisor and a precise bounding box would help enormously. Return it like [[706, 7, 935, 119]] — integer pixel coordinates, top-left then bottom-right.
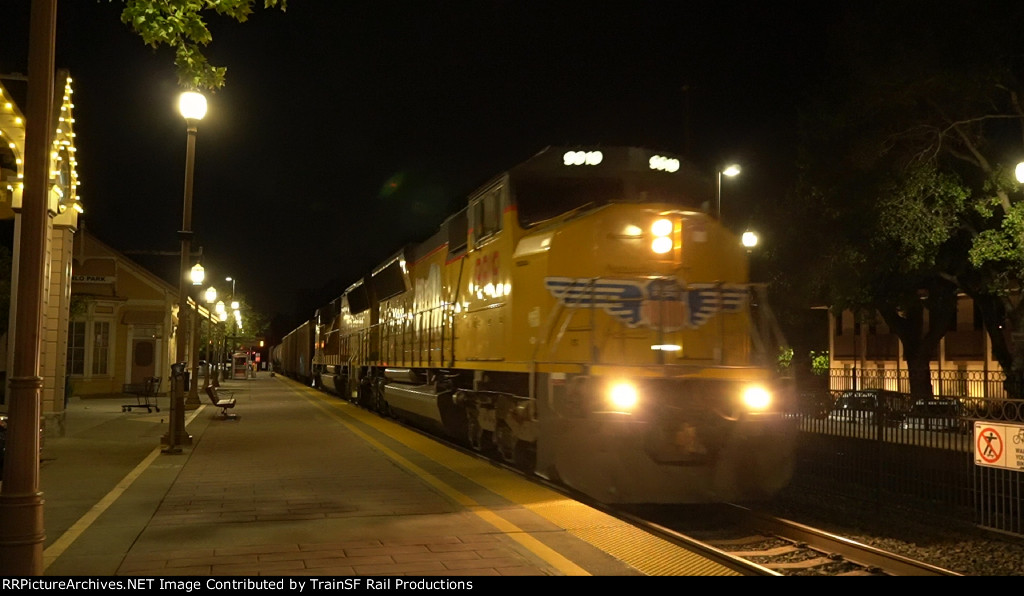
[[620, 503, 963, 576]]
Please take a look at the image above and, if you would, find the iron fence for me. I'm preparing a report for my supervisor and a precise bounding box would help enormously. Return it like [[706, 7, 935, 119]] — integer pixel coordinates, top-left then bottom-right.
[[825, 367, 1024, 401], [789, 368, 1024, 537]]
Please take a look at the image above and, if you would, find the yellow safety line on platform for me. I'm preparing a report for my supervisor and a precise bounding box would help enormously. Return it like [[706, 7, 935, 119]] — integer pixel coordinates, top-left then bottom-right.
[[42, 407, 205, 571], [296, 388, 591, 576], [287, 378, 741, 577]]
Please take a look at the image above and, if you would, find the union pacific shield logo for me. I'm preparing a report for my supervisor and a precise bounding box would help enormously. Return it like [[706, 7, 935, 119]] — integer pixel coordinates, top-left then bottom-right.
[[544, 277, 748, 330]]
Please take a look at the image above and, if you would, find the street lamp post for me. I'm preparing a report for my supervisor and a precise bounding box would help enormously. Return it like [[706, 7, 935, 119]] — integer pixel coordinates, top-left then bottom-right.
[[214, 301, 227, 387], [186, 263, 205, 409], [163, 90, 207, 453], [231, 305, 242, 379], [203, 285, 217, 390], [0, 0, 57, 574], [225, 276, 236, 370], [716, 164, 741, 223]]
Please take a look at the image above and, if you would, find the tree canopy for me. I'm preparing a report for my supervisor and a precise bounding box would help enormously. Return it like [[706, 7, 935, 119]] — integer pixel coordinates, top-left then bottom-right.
[[116, 0, 287, 90], [773, 2, 1024, 396]]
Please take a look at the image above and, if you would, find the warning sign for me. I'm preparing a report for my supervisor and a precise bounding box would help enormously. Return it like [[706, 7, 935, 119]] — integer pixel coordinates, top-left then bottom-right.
[[975, 422, 1024, 471]]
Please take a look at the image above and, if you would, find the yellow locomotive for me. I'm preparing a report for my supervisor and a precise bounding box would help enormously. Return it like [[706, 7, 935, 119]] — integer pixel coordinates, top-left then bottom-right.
[[291, 145, 796, 504]]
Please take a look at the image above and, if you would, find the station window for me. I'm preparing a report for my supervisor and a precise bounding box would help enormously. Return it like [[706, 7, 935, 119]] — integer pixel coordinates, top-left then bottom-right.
[[67, 320, 85, 375], [92, 321, 110, 375]]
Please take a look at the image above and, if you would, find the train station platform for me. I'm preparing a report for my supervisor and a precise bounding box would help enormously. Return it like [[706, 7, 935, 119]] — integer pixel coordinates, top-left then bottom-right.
[[31, 373, 741, 577]]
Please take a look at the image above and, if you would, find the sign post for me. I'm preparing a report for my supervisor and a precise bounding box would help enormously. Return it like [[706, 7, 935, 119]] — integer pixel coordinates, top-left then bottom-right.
[[975, 422, 1024, 471]]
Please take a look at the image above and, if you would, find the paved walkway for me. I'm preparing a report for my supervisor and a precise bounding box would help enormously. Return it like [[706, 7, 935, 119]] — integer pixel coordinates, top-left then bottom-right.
[[33, 373, 667, 576]]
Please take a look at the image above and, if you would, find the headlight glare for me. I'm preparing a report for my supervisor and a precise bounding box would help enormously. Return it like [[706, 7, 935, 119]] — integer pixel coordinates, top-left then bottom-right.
[[607, 381, 639, 412], [741, 385, 772, 411]]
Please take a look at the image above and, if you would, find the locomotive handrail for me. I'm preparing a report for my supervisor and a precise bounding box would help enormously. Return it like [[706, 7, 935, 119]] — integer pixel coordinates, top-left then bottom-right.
[[450, 256, 466, 368], [748, 283, 791, 374], [744, 287, 769, 365], [540, 283, 581, 360]]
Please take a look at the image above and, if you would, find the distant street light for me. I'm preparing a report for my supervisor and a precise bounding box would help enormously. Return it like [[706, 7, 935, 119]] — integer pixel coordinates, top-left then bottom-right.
[[745, 230, 761, 253], [164, 90, 207, 454], [190, 263, 205, 285], [1015, 161, 1024, 183], [717, 164, 741, 223]]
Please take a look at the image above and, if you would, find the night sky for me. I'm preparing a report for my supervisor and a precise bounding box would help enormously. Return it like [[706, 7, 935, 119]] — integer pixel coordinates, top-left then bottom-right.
[[0, 1, 937, 337]]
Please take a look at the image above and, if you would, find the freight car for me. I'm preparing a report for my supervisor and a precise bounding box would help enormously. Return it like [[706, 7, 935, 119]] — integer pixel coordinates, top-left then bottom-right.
[[277, 146, 797, 504], [275, 318, 314, 386]]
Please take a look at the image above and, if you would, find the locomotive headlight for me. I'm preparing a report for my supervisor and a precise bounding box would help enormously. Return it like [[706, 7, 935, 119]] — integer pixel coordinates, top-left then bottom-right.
[[607, 381, 639, 412], [651, 218, 673, 237], [651, 218, 674, 254], [741, 384, 772, 411], [651, 236, 673, 254]]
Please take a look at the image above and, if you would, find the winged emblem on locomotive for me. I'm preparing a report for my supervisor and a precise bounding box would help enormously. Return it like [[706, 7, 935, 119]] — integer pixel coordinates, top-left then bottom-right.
[[544, 276, 749, 331]]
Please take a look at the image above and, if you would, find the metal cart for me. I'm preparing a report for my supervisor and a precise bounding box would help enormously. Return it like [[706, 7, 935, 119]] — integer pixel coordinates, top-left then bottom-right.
[[122, 377, 161, 412]]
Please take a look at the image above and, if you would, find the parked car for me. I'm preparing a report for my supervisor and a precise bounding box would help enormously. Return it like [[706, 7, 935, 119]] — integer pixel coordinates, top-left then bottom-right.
[[900, 398, 969, 433], [827, 389, 911, 427], [797, 391, 833, 419]]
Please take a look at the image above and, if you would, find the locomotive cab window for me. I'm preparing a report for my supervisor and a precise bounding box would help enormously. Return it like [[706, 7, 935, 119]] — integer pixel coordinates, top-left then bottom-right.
[[347, 283, 370, 315], [471, 185, 504, 247], [447, 207, 468, 254], [513, 176, 623, 228]]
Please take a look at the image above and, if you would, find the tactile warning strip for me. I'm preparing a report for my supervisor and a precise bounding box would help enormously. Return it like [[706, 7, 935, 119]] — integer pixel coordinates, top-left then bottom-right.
[[527, 501, 741, 576]]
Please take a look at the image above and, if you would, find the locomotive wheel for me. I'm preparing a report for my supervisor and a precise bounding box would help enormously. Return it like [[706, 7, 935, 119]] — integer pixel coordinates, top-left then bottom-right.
[[515, 441, 537, 473], [357, 378, 373, 409], [373, 378, 390, 417], [465, 406, 492, 452], [494, 421, 516, 463]]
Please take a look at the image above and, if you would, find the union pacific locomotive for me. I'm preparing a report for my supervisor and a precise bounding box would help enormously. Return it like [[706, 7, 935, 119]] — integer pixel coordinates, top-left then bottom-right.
[[275, 146, 797, 504]]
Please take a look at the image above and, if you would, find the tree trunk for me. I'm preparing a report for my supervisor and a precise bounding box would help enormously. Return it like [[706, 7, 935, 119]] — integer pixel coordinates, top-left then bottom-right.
[[905, 353, 934, 400]]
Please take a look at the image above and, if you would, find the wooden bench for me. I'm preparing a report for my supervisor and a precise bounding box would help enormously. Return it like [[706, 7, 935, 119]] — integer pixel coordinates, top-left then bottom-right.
[[122, 377, 160, 413], [204, 385, 238, 419]]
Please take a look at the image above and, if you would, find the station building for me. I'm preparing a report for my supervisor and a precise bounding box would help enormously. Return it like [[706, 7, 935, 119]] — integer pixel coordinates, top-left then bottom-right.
[[66, 229, 183, 400], [1, 71, 83, 436], [827, 298, 1003, 398], [0, 72, 213, 437]]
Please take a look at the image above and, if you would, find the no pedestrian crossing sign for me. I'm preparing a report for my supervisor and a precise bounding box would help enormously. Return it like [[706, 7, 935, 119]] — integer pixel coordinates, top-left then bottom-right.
[[975, 422, 1024, 470]]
